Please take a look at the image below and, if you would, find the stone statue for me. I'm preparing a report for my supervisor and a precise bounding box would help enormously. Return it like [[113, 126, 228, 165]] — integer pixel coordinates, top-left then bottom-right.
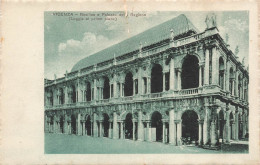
[[170, 29, 174, 41], [225, 33, 229, 44], [235, 46, 239, 56], [242, 57, 245, 66], [139, 42, 143, 52], [205, 13, 217, 29]]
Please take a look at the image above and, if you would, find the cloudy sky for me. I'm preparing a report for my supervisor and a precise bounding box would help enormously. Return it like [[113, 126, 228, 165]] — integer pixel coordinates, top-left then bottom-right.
[[45, 11, 249, 79]]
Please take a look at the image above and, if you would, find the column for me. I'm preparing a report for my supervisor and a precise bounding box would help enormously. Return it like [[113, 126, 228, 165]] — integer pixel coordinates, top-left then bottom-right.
[[242, 115, 246, 138], [132, 119, 136, 140], [109, 122, 112, 138], [133, 79, 136, 96], [232, 121, 235, 140], [226, 114, 230, 143], [169, 58, 175, 90], [198, 119, 204, 145], [147, 77, 151, 94], [212, 47, 219, 85], [120, 83, 123, 97], [99, 121, 104, 137], [204, 49, 209, 85], [77, 80, 82, 102], [82, 121, 85, 135], [147, 121, 151, 142], [162, 121, 166, 143], [138, 67, 142, 95], [225, 60, 230, 92], [113, 79, 117, 98], [235, 71, 239, 97], [203, 108, 210, 145], [113, 111, 119, 139], [235, 112, 239, 140], [120, 121, 124, 139], [169, 109, 175, 145], [90, 121, 93, 136], [210, 121, 217, 146], [93, 79, 97, 100], [163, 72, 166, 92], [232, 79, 235, 96], [93, 113, 98, 137], [77, 114, 81, 135], [177, 69, 182, 90], [199, 65, 203, 87], [176, 120, 182, 145], [137, 110, 144, 141]]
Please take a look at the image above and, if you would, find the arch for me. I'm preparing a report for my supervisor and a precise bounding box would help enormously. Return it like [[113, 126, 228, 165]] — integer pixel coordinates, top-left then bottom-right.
[[71, 114, 77, 134], [103, 76, 110, 99], [151, 111, 163, 142], [151, 64, 163, 93], [219, 57, 225, 89], [85, 115, 92, 136], [103, 113, 110, 137], [181, 110, 199, 143], [125, 113, 133, 139], [181, 55, 199, 89], [124, 72, 133, 96]]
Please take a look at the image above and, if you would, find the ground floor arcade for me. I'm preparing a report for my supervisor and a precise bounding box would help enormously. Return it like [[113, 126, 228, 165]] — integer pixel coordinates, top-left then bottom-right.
[[45, 101, 248, 146]]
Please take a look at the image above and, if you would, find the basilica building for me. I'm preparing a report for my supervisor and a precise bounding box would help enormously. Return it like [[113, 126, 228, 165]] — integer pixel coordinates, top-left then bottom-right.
[[44, 14, 249, 147]]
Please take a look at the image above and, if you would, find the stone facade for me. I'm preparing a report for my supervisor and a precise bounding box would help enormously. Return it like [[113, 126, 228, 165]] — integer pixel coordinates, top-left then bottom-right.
[[44, 14, 249, 146]]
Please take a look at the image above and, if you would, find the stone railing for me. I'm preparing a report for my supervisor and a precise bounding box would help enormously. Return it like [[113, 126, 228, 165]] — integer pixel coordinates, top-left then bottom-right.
[[150, 92, 163, 98], [121, 96, 134, 101], [179, 88, 199, 95]]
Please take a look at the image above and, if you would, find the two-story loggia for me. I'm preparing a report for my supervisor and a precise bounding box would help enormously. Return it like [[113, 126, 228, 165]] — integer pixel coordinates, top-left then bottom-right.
[[44, 14, 249, 147]]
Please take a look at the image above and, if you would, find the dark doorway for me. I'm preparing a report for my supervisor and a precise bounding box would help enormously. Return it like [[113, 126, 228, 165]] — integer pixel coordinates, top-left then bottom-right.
[[151, 64, 163, 93], [60, 116, 64, 133], [217, 110, 225, 140], [182, 110, 198, 142], [125, 113, 133, 139], [71, 114, 77, 134], [124, 72, 133, 96], [86, 82, 91, 101], [219, 57, 225, 89], [103, 77, 110, 99], [151, 111, 163, 142], [85, 115, 91, 136], [230, 112, 234, 140], [181, 55, 199, 89], [103, 113, 109, 137]]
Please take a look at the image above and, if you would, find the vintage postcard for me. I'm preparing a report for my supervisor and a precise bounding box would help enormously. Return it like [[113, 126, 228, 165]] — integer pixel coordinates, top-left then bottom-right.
[[1, 1, 259, 164]]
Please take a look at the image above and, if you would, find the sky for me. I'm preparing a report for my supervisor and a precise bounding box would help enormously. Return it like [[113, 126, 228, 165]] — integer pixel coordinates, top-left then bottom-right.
[[44, 11, 249, 80]]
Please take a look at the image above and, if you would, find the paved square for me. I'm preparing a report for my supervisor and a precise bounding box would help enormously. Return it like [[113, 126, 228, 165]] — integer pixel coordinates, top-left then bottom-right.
[[45, 133, 248, 154]]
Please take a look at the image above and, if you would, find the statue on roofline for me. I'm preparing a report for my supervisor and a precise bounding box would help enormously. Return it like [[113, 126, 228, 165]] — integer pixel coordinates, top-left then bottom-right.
[[205, 13, 217, 29]]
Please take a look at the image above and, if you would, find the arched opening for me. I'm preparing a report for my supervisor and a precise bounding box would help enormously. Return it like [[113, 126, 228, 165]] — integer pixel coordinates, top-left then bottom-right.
[[217, 110, 225, 142], [103, 77, 110, 99], [103, 113, 109, 137], [219, 57, 225, 89], [69, 85, 76, 103], [71, 114, 77, 134], [124, 72, 133, 96], [229, 112, 234, 140], [85, 115, 91, 136], [151, 64, 163, 93], [229, 68, 234, 95], [60, 116, 64, 133], [181, 55, 199, 89], [181, 110, 199, 143], [86, 82, 91, 101], [125, 113, 133, 139], [151, 111, 163, 142], [58, 88, 64, 104]]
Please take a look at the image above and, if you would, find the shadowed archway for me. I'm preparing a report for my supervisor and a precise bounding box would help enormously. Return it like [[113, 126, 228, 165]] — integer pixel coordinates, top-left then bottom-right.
[[181, 110, 199, 142], [181, 55, 199, 89]]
